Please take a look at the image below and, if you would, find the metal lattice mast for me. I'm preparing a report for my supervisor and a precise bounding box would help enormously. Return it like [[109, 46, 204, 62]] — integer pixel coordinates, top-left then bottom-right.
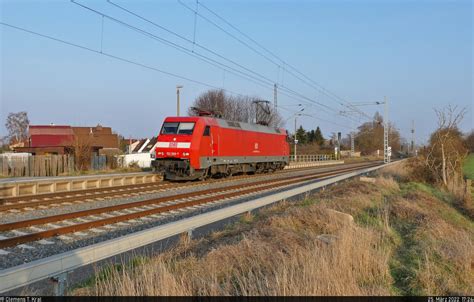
[[351, 132, 355, 156], [344, 98, 389, 162]]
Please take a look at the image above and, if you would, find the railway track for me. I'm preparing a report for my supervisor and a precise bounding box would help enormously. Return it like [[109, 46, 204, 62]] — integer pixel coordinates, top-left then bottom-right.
[[0, 162, 380, 249], [0, 162, 376, 212]]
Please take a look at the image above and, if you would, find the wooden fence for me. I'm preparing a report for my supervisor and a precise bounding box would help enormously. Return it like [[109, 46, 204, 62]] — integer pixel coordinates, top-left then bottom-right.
[[91, 155, 121, 170], [0, 155, 75, 177]]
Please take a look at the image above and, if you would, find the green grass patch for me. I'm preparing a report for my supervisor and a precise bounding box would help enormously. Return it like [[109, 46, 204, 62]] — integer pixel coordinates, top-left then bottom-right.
[[355, 206, 384, 230], [388, 213, 429, 295], [463, 153, 474, 180], [400, 182, 473, 230], [299, 198, 318, 207], [72, 256, 148, 291], [400, 182, 448, 201]]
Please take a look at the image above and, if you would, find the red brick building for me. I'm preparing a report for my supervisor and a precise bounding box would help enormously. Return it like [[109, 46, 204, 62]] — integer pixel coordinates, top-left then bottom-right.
[[15, 124, 119, 155]]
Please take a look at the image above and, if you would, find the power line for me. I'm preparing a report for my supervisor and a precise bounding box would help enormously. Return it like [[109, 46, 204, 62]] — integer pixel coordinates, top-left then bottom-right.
[[177, 0, 282, 69], [4, 2, 370, 126], [186, 0, 372, 119], [279, 106, 353, 130], [198, 1, 285, 66], [0, 20, 352, 123], [104, 0, 276, 86], [0, 22, 245, 97], [73, 0, 299, 99], [102, 0, 361, 121]]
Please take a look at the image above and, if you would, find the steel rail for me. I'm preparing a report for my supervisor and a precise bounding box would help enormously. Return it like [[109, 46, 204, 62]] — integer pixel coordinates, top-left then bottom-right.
[[0, 161, 372, 212], [0, 171, 259, 211], [0, 163, 380, 248], [0, 181, 163, 204], [0, 163, 374, 231]]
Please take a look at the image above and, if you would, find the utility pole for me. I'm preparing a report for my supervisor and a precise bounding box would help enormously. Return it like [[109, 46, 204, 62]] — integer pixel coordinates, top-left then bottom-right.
[[383, 96, 390, 164], [176, 85, 183, 116], [411, 120, 415, 155], [284, 109, 304, 162], [273, 83, 278, 111], [294, 116, 298, 161]]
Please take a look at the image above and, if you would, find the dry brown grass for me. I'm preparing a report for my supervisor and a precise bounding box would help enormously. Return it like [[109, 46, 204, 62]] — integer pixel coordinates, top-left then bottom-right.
[[417, 218, 473, 295], [376, 161, 409, 182], [389, 188, 474, 295], [74, 163, 474, 296], [375, 176, 400, 192], [77, 204, 393, 296]]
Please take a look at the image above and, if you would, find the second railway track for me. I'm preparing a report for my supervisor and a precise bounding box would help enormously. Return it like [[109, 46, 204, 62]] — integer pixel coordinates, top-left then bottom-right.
[[0, 162, 372, 212]]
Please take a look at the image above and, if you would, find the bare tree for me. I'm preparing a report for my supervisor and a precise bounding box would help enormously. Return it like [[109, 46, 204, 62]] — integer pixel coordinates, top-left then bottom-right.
[[74, 134, 93, 171], [188, 89, 283, 127], [5, 111, 29, 143], [426, 106, 467, 187], [354, 112, 401, 155], [188, 90, 227, 117]]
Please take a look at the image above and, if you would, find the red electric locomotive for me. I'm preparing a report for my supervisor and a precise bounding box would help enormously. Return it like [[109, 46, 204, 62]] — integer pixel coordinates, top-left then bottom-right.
[[151, 116, 290, 180]]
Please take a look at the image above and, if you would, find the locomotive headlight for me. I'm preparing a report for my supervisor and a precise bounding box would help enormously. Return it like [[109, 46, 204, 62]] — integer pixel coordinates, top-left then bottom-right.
[[183, 152, 189, 156]]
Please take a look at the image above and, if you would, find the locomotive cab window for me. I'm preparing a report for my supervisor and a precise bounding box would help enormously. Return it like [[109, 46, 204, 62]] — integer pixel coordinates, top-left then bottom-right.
[[161, 122, 195, 135], [203, 125, 210, 136]]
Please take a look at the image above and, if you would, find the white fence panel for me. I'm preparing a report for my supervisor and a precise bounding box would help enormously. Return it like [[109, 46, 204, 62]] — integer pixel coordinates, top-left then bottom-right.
[[120, 153, 153, 168]]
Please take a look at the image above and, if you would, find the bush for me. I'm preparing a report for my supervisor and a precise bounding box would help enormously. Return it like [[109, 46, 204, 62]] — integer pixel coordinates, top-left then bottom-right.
[[406, 156, 435, 184]]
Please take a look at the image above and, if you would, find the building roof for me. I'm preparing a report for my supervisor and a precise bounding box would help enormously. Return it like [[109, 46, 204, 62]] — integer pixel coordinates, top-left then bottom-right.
[[141, 137, 158, 153], [24, 124, 118, 149], [29, 125, 74, 136], [29, 125, 75, 147], [132, 139, 147, 153], [129, 137, 158, 154], [72, 125, 113, 135]]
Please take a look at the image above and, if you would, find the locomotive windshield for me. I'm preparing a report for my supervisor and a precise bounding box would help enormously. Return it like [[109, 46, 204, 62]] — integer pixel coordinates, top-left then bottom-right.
[[161, 122, 195, 135]]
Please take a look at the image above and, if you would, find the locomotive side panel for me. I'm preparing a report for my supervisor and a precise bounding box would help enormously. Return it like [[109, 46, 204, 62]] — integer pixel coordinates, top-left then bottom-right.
[[198, 119, 289, 169]]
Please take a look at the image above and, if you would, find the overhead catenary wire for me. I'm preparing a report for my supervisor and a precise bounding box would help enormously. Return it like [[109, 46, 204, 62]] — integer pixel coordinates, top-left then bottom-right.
[[279, 106, 353, 131], [183, 0, 372, 119], [0, 22, 245, 97], [1, 20, 353, 126], [5, 1, 374, 127], [104, 0, 362, 123], [198, 0, 371, 119], [74, 1, 274, 88], [80, 0, 341, 116], [1, 18, 349, 121], [177, 0, 282, 68], [103, 0, 276, 86]]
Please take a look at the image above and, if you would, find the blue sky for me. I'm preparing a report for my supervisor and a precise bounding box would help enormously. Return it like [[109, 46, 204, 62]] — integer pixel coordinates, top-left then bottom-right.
[[1, 0, 472, 144]]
